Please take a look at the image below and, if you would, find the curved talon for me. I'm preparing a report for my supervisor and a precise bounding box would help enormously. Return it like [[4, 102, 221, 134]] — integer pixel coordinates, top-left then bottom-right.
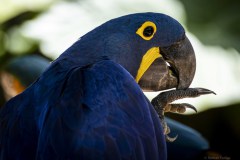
[[162, 121, 178, 142], [195, 88, 216, 95], [181, 103, 197, 113], [166, 134, 178, 142]]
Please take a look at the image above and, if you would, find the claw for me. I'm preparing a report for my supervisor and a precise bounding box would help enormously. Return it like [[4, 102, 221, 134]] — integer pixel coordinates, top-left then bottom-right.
[[195, 88, 216, 95], [181, 103, 197, 113], [166, 134, 178, 142]]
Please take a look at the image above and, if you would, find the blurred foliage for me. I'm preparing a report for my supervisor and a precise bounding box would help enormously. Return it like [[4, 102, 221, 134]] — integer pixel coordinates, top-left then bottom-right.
[[0, 0, 56, 23], [0, 0, 56, 65], [0, 10, 55, 66], [179, 0, 240, 52], [0, 11, 43, 62], [0, 6, 53, 106], [1, 11, 39, 30]]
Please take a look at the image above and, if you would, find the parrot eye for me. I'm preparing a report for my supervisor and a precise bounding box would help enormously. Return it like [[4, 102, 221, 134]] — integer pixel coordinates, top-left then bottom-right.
[[143, 26, 154, 37], [136, 21, 157, 40]]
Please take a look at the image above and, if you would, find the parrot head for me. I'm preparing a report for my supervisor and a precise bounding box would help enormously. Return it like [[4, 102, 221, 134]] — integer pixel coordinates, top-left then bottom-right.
[[63, 12, 196, 91]]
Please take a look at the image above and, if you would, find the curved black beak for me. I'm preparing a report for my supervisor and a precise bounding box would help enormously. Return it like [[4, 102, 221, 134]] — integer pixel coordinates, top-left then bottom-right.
[[161, 36, 196, 89], [138, 36, 196, 91]]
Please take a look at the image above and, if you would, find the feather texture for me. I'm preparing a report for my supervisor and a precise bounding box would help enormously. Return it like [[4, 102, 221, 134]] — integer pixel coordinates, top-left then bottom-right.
[[0, 60, 166, 160]]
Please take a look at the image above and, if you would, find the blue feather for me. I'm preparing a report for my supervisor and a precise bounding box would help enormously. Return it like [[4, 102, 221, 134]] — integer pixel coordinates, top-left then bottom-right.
[[0, 60, 166, 160]]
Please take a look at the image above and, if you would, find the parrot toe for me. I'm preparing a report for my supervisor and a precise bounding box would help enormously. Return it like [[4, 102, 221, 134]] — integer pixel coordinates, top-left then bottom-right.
[[165, 103, 197, 113]]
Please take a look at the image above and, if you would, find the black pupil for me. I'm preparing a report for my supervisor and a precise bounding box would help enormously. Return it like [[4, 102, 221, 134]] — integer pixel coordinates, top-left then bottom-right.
[[143, 26, 154, 37]]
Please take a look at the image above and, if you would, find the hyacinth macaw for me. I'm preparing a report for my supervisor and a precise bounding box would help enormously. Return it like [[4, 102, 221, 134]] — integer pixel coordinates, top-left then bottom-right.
[[0, 56, 211, 160], [0, 12, 210, 159]]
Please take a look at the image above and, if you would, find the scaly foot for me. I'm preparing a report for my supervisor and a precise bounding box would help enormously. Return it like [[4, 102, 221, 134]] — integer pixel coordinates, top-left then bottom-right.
[[151, 88, 216, 142]]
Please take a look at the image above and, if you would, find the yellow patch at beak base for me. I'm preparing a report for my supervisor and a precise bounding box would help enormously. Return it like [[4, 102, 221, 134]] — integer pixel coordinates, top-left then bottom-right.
[[135, 47, 161, 83]]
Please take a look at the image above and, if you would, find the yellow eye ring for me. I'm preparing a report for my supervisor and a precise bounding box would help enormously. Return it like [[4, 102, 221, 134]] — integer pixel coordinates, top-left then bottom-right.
[[136, 21, 157, 40]]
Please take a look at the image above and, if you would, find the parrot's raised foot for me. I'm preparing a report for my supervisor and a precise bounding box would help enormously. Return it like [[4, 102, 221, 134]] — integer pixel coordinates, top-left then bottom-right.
[[151, 88, 216, 108], [151, 87, 215, 141]]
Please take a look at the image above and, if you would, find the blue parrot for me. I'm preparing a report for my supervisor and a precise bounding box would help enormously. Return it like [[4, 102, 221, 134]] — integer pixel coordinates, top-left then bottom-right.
[[0, 13, 197, 159]]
